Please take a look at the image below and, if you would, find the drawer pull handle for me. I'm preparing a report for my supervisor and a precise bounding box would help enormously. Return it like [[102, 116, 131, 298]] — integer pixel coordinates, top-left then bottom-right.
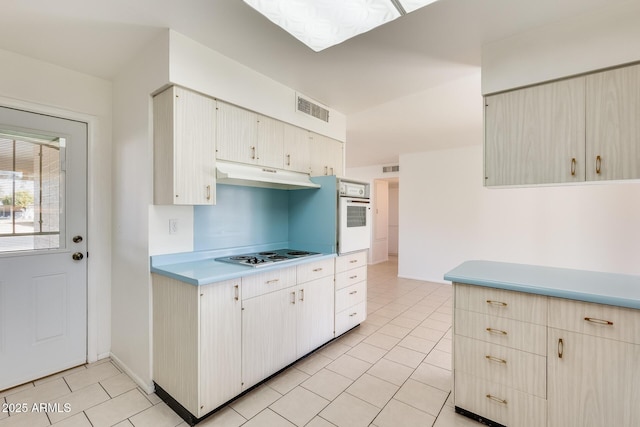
[[290, 291, 296, 304], [266, 279, 280, 284], [486, 327, 508, 336], [486, 300, 507, 307], [596, 155, 602, 174], [349, 275, 358, 279], [584, 317, 613, 326], [313, 268, 323, 272], [486, 394, 507, 405], [349, 290, 358, 295], [349, 312, 358, 317], [485, 355, 507, 365], [558, 338, 564, 359], [349, 260, 358, 264], [234, 285, 239, 301], [299, 289, 304, 301]]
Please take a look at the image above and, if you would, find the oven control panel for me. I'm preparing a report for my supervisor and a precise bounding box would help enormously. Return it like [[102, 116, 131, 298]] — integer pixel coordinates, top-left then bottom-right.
[[339, 180, 369, 198]]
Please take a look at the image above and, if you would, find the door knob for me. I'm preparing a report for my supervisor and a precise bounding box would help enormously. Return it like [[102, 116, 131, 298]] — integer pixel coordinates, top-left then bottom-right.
[[73, 235, 83, 243], [72, 252, 84, 261]]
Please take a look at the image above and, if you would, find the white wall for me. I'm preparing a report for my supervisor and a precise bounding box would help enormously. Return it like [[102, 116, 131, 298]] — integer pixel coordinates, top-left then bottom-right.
[[0, 48, 113, 362], [399, 145, 640, 282], [111, 32, 170, 391], [482, 1, 640, 94]]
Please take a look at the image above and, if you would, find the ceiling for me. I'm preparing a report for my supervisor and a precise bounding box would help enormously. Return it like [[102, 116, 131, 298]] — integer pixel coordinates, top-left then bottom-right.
[[0, 0, 626, 168]]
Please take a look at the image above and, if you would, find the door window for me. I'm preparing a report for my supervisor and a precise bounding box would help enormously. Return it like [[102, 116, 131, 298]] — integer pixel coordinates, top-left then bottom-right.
[[0, 131, 64, 253]]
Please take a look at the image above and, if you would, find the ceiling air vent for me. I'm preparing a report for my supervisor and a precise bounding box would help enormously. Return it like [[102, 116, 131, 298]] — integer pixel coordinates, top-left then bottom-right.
[[296, 94, 330, 122], [383, 165, 400, 173]]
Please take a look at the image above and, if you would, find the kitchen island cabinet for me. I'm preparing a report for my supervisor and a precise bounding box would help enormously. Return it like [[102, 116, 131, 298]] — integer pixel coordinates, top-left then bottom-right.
[[445, 261, 640, 427], [153, 85, 216, 205]]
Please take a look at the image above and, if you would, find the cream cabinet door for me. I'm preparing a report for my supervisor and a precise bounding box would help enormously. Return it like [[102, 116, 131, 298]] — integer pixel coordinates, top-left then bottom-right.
[[586, 64, 640, 181], [216, 100, 258, 164], [547, 328, 640, 427], [153, 86, 216, 205], [199, 280, 242, 415], [484, 78, 585, 186], [257, 115, 284, 169], [310, 133, 344, 176], [283, 124, 311, 173], [241, 288, 297, 389], [296, 276, 335, 356]]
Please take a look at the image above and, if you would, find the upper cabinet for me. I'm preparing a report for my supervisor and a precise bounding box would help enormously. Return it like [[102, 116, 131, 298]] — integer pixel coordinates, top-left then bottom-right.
[[485, 62, 640, 186], [586, 63, 640, 181], [310, 132, 344, 177], [216, 101, 259, 165], [153, 86, 216, 205], [283, 124, 311, 173], [485, 78, 585, 186], [256, 115, 285, 169]]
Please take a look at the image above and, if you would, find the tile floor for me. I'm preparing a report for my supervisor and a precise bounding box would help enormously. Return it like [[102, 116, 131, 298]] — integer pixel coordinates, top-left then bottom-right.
[[0, 256, 480, 427]]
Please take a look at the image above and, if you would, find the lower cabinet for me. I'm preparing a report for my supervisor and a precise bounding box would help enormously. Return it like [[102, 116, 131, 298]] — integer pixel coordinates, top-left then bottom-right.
[[241, 259, 335, 390], [152, 275, 242, 418], [334, 251, 368, 336], [454, 282, 640, 427]]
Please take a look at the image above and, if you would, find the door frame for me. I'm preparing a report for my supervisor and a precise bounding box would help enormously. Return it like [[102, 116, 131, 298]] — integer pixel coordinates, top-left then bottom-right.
[[1, 95, 103, 364]]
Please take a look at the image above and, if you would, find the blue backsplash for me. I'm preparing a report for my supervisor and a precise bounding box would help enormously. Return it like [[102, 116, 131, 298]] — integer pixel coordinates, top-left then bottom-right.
[[194, 184, 289, 251], [194, 178, 338, 253]]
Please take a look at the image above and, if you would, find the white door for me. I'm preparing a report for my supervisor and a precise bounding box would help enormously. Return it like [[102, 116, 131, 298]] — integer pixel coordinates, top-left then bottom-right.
[[372, 179, 389, 263], [0, 106, 87, 390]]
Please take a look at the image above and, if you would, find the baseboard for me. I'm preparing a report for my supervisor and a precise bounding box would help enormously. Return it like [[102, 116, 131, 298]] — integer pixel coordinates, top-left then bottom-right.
[[109, 352, 155, 394]]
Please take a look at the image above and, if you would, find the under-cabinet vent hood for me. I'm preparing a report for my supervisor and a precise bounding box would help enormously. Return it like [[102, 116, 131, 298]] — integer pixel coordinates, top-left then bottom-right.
[[216, 161, 321, 190]]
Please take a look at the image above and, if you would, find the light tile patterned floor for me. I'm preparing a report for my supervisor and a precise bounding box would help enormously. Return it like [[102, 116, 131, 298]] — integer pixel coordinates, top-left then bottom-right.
[[0, 256, 480, 427]]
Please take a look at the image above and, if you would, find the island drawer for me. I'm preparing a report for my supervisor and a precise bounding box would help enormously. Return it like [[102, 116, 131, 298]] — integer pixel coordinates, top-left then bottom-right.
[[455, 309, 546, 356], [548, 297, 640, 344], [455, 372, 547, 427], [455, 335, 546, 398], [242, 266, 296, 299], [335, 301, 366, 336], [455, 284, 547, 325]]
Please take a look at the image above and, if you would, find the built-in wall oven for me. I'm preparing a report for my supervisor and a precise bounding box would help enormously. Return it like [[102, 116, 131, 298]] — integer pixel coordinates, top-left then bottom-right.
[[338, 179, 371, 254]]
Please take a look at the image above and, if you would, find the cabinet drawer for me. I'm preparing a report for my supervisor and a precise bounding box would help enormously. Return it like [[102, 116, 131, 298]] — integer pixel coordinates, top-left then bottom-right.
[[335, 301, 366, 336], [548, 297, 640, 344], [335, 281, 367, 313], [242, 267, 296, 299], [455, 309, 546, 356], [454, 336, 546, 398], [297, 258, 335, 284], [455, 284, 547, 325], [335, 251, 367, 273], [455, 372, 547, 427], [336, 266, 367, 290]]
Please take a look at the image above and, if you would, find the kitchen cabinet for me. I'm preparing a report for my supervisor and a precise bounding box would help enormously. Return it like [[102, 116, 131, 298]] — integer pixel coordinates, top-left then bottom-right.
[[310, 132, 344, 176], [153, 85, 216, 205], [296, 259, 335, 355], [152, 275, 241, 418], [484, 78, 585, 186], [241, 260, 335, 389], [216, 101, 287, 169], [448, 261, 640, 427], [586, 63, 640, 181], [547, 298, 640, 427], [453, 284, 547, 427], [215, 100, 259, 165], [334, 251, 367, 336], [283, 124, 311, 173]]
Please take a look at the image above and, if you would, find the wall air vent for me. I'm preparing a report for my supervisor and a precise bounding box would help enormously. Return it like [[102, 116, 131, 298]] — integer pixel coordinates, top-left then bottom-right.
[[296, 93, 330, 122], [383, 165, 400, 173]]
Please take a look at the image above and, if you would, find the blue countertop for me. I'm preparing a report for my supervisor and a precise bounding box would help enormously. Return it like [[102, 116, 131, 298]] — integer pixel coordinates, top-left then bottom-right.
[[444, 260, 640, 310], [151, 249, 337, 286]]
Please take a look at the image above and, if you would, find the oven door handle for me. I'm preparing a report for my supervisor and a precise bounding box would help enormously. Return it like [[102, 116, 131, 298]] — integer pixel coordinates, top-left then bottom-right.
[[345, 199, 370, 204]]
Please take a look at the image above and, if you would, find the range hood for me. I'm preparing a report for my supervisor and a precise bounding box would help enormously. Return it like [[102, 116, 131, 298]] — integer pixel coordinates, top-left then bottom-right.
[[216, 160, 321, 190]]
